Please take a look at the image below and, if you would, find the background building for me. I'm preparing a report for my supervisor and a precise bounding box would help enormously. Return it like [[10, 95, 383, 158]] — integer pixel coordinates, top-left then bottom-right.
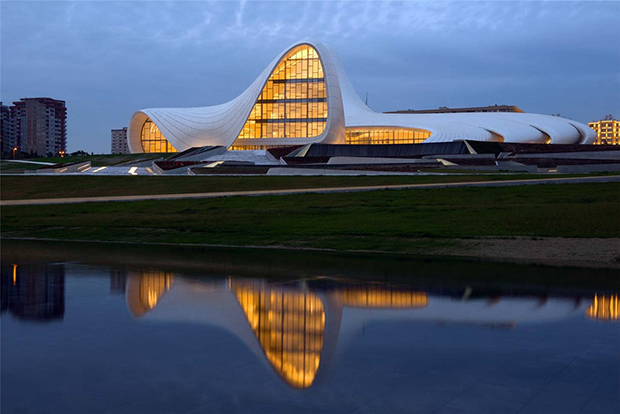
[[0, 102, 17, 156], [111, 127, 129, 154], [10, 97, 67, 157], [589, 116, 619, 145]]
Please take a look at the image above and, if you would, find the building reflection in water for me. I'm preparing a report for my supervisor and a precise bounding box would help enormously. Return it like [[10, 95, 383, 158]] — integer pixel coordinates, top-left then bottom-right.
[[341, 286, 429, 308], [109, 270, 128, 295], [586, 294, 619, 322], [233, 281, 326, 388], [123, 271, 617, 389], [0, 264, 65, 322], [126, 271, 174, 317]]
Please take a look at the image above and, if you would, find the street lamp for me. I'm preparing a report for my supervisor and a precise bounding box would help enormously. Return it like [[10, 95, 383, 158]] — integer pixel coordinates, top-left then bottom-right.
[[12, 147, 17, 160]]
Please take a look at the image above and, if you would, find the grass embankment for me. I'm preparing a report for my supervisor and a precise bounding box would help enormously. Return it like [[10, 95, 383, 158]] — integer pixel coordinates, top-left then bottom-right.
[[2, 183, 618, 257], [0, 174, 600, 200]]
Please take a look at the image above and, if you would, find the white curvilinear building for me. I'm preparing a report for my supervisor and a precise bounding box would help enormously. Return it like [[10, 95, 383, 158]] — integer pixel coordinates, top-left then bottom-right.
[[127, 41, 596, 154]]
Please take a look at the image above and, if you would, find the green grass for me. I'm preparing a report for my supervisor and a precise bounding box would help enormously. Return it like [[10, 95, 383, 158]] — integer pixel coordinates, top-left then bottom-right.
[[0, 161, 43, 173], [30, 153, 166, 166], [2, 183, 618, 253], [0, 174, 599, 200]]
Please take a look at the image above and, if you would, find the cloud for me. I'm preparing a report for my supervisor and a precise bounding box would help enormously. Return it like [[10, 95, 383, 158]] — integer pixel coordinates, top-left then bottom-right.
[[1, 0, 618, 152]]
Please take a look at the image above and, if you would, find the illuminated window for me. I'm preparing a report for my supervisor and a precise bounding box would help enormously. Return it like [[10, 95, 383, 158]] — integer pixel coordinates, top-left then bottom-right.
[[235, 45, 327, 142], [341, 287, 428, 308], [345, 127, 431, 145], [140, 118, 177, 153], [589, 120, 620, 145]]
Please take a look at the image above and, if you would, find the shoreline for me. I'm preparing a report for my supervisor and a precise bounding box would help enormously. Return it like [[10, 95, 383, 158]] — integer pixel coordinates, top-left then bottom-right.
[[3, 235, 619, 270]]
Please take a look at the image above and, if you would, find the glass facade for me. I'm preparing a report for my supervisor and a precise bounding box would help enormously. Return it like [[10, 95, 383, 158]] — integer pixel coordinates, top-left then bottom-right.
[[233, 282, 325, 389], [140, 118, 177, 153], [345, 127, 431, 145], [236, 45, 327, 142]]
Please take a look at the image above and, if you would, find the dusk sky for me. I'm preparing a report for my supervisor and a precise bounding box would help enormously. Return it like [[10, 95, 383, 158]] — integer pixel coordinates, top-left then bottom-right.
[[2, 1, 619, 153]]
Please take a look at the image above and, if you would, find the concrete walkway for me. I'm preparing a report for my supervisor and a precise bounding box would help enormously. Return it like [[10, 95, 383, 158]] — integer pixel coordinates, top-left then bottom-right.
[[2, 175, 619, 207]]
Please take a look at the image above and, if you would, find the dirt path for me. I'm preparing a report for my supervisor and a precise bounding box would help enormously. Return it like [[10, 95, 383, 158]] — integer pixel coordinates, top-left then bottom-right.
[[2, 175, 619, 206]]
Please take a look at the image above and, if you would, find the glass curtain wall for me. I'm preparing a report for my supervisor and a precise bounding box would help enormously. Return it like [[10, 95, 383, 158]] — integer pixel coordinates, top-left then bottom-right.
[[236, 45, 328, 143], [140, 118, 177, 153], [345, 127, 431, 145]]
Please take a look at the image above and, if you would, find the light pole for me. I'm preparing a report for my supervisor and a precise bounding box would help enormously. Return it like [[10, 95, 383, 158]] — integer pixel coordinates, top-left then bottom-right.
[[12, 147, 17, 160]]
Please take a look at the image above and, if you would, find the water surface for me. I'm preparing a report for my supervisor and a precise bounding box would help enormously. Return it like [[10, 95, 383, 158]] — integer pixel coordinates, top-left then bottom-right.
[[1, 240, 619, 414]]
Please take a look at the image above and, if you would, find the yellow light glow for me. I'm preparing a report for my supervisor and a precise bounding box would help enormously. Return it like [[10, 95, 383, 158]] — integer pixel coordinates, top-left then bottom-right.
[[140, 118, 177, 153], [12, 263, 17, 285], [232, 281, 325, 389], [588, 119, 620, 145], [233, 44, 328, 145], [586, 294, 619, 322], [128, 166, 138, 175], [345, 127, 431, 145], [138, 272, 175, 311], [341, 287, 429, 308]]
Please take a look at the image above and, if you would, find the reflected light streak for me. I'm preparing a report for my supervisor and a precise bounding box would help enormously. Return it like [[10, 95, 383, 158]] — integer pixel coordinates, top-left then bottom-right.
[[341, 286, 428, 308], [138, 272, 175, 311], [12, 263, 17, 285], [586, 294, 619, 322]]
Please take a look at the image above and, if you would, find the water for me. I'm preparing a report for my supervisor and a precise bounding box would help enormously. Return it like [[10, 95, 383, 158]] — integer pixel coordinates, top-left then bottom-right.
[[1, 240, 619, 414]]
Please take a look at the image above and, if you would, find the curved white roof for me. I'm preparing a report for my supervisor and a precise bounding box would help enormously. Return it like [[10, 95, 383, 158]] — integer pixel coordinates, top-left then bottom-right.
[[128, 40, 596, 152]]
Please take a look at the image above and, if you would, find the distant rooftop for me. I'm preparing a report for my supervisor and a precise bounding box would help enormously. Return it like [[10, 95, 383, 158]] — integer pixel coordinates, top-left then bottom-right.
[[384, 105, 524, 114]]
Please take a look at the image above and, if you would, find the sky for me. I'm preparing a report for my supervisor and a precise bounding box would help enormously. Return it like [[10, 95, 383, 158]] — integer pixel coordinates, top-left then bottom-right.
[[2, 0, 619, 153]]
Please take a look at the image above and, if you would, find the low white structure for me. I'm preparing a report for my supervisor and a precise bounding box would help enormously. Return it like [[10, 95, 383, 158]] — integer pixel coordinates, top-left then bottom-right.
[[128, 41, 595, 154]]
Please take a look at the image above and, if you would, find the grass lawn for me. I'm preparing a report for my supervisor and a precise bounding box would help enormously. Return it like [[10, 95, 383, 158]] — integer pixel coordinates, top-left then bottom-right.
[[30, 153, 165, 166], [2, 183, 618, 253], [0, 161, 43, 173], [0, 173, 604, 200]]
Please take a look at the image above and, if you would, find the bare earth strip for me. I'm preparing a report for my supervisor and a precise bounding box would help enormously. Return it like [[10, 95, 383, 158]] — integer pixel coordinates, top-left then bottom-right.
[[434, 237, 620, 269], [2, 175, 619, 206], [2, 236, 619, 269]]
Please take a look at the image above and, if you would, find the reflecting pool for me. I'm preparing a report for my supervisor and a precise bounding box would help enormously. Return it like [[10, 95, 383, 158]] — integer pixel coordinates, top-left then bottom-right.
[[1, 240, 619, 414]]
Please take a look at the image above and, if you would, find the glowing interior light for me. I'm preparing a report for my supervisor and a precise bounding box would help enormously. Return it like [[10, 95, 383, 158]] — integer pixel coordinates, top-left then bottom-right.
[[140, 119, 177, 153], [233, 44, 328, 148]]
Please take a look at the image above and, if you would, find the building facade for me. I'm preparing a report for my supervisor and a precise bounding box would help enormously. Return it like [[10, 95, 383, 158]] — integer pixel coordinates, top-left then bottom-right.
[[0, 102, 17, 155], [588, 117, 619, 145], [10, 98, 67, 157], [111, 127, 129, 154], [127, 41, 596, 154]]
